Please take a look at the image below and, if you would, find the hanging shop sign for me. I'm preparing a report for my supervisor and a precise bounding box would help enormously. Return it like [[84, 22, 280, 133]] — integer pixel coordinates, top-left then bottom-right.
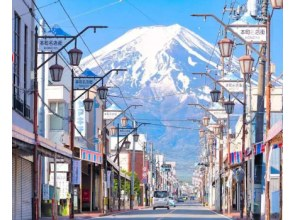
[[74, 94, 86, 137], [72, 159, 81, 185], [42, 184, 50, 200], [80, 148, 103, 164]]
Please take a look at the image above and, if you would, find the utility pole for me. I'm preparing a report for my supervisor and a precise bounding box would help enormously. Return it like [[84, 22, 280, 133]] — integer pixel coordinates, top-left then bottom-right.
[[130, 121, 136, 210], [254, 1, 268, 218]]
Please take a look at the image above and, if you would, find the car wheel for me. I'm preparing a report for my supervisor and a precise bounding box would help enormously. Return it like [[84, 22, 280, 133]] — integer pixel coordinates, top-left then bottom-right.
[[153, 207, 155, 210], [167, 207, 170, 210]]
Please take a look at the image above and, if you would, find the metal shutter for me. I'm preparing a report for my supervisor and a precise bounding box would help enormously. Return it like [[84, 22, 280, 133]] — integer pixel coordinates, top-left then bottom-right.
[[12, 155, 16, 220], [12, 155, 33, 220], [21, 158, 33, 220], [14, 156, 22, 220]]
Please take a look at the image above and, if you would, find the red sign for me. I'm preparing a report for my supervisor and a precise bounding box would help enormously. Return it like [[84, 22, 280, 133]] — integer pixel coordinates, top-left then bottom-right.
[[82, 189, 90, 203]]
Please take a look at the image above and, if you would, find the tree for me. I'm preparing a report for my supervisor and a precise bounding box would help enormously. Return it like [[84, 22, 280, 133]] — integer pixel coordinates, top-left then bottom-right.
[[120, 169, 141, 197]]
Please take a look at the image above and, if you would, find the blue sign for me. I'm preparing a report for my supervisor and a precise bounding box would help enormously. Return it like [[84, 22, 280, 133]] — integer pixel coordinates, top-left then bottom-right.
[[72, 159, 81, 185]]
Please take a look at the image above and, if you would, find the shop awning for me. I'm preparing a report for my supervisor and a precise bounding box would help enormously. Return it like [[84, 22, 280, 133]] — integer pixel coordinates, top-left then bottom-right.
[[264, 120, 283, 143]]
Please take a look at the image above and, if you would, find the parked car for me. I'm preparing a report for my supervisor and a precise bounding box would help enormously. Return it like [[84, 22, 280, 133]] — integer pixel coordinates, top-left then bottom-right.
[[169, 197, 176, 207], [177, 197, 185, 202], [152, 190, 170, 210]]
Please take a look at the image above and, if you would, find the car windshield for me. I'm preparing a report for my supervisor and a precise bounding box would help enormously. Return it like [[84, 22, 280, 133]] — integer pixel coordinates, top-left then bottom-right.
[[154, 191, 168, 198]]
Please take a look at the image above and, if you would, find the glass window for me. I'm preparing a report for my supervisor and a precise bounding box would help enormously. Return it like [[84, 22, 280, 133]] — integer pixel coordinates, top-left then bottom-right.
[[49, 102, 64, 130], [154, 191, 168, 198]]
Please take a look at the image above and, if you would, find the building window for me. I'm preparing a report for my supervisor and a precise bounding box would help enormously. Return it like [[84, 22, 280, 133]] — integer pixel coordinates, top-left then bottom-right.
[[13, 12, 21, 112], [24, 25, 30, 119], [49, 102, 64, 130]]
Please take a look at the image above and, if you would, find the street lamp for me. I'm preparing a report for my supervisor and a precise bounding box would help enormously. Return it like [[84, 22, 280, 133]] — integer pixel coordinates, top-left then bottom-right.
[[213, 124, 223, 136], [224, 96, 235, 115], [68, 47, 83, 66], [199, 129, 205, 138], [270, 0, 283, 9], [49, 60, 64, 82], [210, 84, 221, 103], [202, 116, 210, 126], [218, 37, 234, 57], [121, 116, 128, 127], [124, 139, 131, 149], [207, 136, 214, 146], [239, 55, 254, 81], [97, 85, 108, 100], [133, 132, 140, 142], [83, 92, 94, 112]]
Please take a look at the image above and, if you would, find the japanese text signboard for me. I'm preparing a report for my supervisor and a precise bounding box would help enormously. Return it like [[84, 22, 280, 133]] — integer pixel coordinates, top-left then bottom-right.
[[218, 80, 244, 93], [230, 26, 267, 43], [74, 77, 98, 90], [38, 38, 69, 52]]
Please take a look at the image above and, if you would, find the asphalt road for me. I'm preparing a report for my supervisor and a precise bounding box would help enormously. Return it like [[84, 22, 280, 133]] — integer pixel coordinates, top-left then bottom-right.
[[94, 200, 232, 220]]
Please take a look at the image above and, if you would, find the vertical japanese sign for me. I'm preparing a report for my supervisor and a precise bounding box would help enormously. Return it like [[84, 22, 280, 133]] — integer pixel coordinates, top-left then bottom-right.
[[74, 94, 86, 137], [72, 159, 81, 185]]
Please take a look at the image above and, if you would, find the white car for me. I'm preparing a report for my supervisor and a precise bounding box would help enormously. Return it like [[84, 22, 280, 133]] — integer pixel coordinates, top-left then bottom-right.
[[152, 190, 170, 210]]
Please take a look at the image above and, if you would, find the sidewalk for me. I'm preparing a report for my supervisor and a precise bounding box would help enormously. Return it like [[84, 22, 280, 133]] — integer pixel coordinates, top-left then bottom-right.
[[40, 206, 146, 220], [210, 209, 250, 220]]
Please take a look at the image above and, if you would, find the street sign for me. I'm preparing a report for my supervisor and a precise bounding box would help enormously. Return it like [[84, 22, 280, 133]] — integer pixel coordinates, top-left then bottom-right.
[[118, 128, 133, 136], [74, 77, 99, 90], [103, 110, 122, 120], [230, 26, 267, 43], [209, 110, 227, 119], [38, 37, 69, 52], [218, 80, 244, 93]]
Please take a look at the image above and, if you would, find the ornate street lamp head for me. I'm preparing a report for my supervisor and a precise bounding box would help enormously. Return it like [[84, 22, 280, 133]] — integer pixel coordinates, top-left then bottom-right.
[[110, 125, 117, 136], [121, 116, 128, 127], [133, 133, 139, 142], [199, 129, 205, 138], [270, 0, 283, 9], [124, 139, 131, 149], [213, 124, 222, 135], [49, 63, 64, 82], [68, 47, 83, 66], [210, 87, 221, 103], [218, 38, 234, 57], [239, 55, 254, 78], [224, 97, 235, 115], [83, 98, 94, 112], [97, 85, 108, 100], [202, 116, 210, 127]]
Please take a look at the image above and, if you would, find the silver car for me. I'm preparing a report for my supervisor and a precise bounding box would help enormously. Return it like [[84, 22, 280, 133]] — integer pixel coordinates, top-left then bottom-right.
[[152, 190, 170, 210]]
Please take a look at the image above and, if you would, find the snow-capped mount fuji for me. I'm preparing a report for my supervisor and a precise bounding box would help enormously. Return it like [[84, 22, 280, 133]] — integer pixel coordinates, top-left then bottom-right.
[[79, 24, 241, 181]]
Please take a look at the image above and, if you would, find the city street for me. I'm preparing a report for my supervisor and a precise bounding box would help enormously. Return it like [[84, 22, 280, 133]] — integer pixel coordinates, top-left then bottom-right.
[[95, 201, 231, 220]]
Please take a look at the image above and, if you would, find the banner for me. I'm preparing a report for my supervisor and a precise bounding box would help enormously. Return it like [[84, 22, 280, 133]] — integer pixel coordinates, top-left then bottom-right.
[[72, 159, 81, 185]]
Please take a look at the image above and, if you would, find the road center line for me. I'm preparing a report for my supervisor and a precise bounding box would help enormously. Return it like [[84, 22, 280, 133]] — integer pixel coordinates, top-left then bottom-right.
[[156, 208, 177, 220]]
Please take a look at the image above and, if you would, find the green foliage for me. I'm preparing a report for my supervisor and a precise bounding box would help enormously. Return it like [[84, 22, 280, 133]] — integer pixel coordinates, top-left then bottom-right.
[[121, 169, 141, 196]]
